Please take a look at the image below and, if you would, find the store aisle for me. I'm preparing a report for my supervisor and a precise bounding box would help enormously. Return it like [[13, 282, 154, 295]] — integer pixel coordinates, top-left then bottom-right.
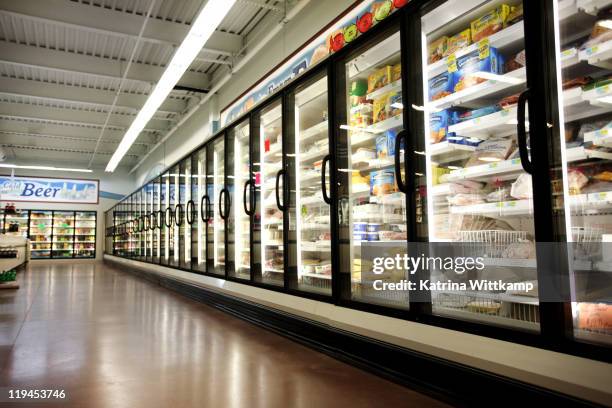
[[0, 262, 450, 408]]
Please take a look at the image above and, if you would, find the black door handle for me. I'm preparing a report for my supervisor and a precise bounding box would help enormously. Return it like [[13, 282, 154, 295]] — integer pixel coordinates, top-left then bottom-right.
[[174, 204, 184, 227], [395, 130, 407, 193], [156, 210, 163, 230], [201, 195, 210, 222], [243, 180, 253, 215], [186, 200, 195, 225], [219, 190, 226, 220], [321, 154, 331, 205], [275, 169, 286, 211], [164, 207, 173, 228], [517, 89, 534, 175], [219, 189, 231, 220]]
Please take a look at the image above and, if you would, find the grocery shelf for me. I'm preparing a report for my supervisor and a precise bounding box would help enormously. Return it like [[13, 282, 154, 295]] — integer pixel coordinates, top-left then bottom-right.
[[301, 272, 331, 280], [366, 79, 402, 100], [565, 84, 612, 122], [300, 120, 328, 143], [447, 106, 519, 139], [365, 114, 402, 134], [429, 68, 526, 110], [569, 190, 612, 210], [428, 22, 525, 77], [583, 127, 612, 148], [429, 141, 476, 164], [450, 199, 533, 216], [577, 0, 612, 15], [300, 148, 327, 163], [440, 158, 523, 183], [578, 39, 612, 69]]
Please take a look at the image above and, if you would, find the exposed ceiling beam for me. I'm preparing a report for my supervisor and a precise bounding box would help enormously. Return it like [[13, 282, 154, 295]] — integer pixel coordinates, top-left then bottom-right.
[[0, 77, 188, 113], [0, 41, 210, 90], [0, 113, 161, 134], [0, 91, 177, 119], [0, 103, 172, 131], [0, 130, 152, 147], [1, 143, 139, 158], [0, 117, 158, 143], [0, 0, 241, 56]]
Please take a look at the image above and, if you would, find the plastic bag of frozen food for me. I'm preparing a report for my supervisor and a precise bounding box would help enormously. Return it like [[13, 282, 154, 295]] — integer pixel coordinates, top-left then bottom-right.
[[568, 169, 589, 193], [465, 138, 515, 167], [486, 187, 510, 202], [447, 193, 486, 206], [510, 173, 532, 199]]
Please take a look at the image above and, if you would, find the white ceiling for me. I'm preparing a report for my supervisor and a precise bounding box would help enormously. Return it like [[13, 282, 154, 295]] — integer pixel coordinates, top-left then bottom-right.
[[0, 0, 283, 170]]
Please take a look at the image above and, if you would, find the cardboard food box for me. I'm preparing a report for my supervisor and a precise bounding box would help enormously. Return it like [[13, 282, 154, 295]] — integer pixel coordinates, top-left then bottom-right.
[[471, 4, 510, 43], [453, 47, 504, 93], [428, 36, 448, 64], [367, 66, 392, 93], [428, 71, 454, 101], [445, 28, 472, 56]]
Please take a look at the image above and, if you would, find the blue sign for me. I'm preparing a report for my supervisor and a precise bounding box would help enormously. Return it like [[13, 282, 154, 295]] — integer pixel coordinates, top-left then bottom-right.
[[0, 175, 99, 204]]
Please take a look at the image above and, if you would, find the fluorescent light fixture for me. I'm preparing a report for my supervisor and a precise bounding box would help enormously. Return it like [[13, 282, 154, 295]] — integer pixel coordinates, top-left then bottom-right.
[[0, 163, 93, 173], [469, 71, 524, 84], [106, 0, 237, 172], [339, 125, 381, 134]]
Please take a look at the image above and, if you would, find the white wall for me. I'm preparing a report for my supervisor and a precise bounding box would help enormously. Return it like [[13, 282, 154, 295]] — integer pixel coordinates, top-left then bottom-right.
[[133, 0, 356, 187], [2, 168, 135, 259]]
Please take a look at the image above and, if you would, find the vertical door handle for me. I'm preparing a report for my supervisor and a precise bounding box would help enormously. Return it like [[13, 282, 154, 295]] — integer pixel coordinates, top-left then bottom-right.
[[243, 180, 253, 215], [395, 130, 407, 193], [201, 195, 211, 222], [517, 89, 534, 175], [156, 210, 163, 230], [275, 169, 286, 211], [164, 207, 173, 228], [321, 154, 331, 205], [186, 200, 195, 225], [219, 189, 230, 220], [174, 204, 184, 226]]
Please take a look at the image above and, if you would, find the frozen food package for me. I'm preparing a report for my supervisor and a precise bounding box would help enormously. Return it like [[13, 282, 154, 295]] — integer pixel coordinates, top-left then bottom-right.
[[506, 4, 523, 26], [447, 193, 486, 206], [505, 50, 526, 72], [444, 28, 471, 56], [429, 72, 454, 101], [392, 64, 402, 82], [370, 169, 397, 196], [577, 303, 612, 331], [428, 36, 448, 64], [387, 92, 403, 118], [373, 94, 389, 123], [577, 120, 609, 142], [582, 16, 612, 49], [465, 138, 515, 166], [510, 173, 533, 200], [470, 4, 511, 43], [453, 105, 500, 123], [367, 66, 392, 93], [429, 109, 450, 143], [594, 170, 612, 182], [486, 187, 510, 202], [453, 48, 504, 93]]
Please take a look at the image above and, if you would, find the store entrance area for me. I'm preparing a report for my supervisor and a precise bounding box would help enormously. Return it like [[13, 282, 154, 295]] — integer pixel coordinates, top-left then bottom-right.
[[0, 261, 448, 408]]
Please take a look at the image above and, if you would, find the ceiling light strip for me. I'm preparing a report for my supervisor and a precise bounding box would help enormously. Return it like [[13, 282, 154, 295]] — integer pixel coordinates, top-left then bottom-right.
[[0, 163, 93, 173], [106, 0, 237, 172]]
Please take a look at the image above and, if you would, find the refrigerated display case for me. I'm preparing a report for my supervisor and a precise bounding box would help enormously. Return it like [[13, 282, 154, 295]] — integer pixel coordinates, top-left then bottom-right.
[[193, 147, 207, 273], [291, 73, 332, 295], [209, 137, 226, 276], [4, 210, 29, 238], [228, 120, 251, 280], [75, 211, 96, 258], [553, 0, 612, 345], [256, 99, 285, 286], [29, 210, 52, 259], [336, 23, 409, 308], [52, 211, 75, 258]]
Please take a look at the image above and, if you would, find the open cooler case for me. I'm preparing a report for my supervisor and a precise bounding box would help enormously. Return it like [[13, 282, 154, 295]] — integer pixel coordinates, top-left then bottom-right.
[[420, 0, 540, 330], [336, 22, 409, 308], [554, 0, 612, 345], [75, 211, 96, 258], [52, 211, 75, 258], [29, 210, 52, 259]]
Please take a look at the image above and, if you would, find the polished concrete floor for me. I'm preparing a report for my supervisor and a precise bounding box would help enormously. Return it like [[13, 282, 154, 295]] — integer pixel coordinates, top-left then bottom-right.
[[0, 261, 451, 408]]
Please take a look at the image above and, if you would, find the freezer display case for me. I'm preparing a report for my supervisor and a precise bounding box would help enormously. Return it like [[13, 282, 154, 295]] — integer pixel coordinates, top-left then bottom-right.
[[554, 0, 612, 345], [193, 147, 207, 273], [4, 210, 29, 238], [75, 211, 96, 258], [153, 177, 161, 263], [179, 157, 191, 270], [208, 137, 226, 276], [337, 24, 409, 308], [292, 74, 332, 295], [228, 120, 251, 280], [52, 211, 75, 258], [29, 210, 52, 259], [256, 99, 285, 286], [420, 0, 539, 330]]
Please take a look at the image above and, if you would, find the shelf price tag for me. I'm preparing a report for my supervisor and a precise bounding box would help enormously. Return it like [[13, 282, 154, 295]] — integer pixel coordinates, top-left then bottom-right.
[[478, 38, 490, 60], [447, 53, 457, 73]]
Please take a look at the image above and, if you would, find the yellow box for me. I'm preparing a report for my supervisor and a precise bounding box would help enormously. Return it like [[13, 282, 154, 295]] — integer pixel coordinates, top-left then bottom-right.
[[367, 66, 392, 93], [471, 5, 510, 43]]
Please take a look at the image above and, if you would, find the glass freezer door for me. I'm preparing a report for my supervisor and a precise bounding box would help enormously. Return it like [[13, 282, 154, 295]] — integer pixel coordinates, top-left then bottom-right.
[[337, 25, 408, 308], [228, 120, 251, 280], [256, 99, 285, 286], [207, 137, 226, 276], [554, 0, 612, 345], [421, 0, 539, 330], [178, 159, 190, 269], [153, 177, 161, 264], [292, 74, 332, 295], [161, 172, 170, 265], [169, 165, 179, 267], [193, 148, 207, 273], [29, 210, 52, 259]]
